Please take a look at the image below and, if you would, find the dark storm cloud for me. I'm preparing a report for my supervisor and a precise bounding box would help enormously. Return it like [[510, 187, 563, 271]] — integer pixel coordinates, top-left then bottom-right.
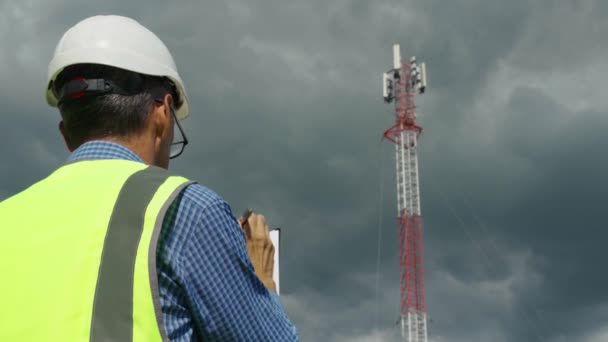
[[1, 0, 607, 341]]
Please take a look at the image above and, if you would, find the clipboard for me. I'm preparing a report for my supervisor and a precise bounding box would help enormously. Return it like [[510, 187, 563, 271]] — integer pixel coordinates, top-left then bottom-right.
[[269, 228, 281, 295]]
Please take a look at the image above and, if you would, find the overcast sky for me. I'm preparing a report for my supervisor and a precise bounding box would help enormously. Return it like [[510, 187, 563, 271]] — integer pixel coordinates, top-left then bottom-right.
[[2, 0, 607, 341]]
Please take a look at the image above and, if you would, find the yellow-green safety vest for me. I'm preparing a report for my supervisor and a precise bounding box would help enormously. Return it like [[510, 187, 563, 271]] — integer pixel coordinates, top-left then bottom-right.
[[0, 159, 193, 341]]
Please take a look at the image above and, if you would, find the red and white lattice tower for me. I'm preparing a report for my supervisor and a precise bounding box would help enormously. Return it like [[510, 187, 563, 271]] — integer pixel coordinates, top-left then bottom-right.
[[382, 44, 428, 342]]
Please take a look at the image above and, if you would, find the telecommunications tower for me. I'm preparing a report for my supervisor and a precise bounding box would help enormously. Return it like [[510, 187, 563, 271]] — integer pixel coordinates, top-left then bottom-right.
[[382, 44, 428, 342]]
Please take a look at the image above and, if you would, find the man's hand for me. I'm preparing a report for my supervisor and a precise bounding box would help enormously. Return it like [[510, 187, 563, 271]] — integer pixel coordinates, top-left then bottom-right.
[[238, 212, 277, 292]]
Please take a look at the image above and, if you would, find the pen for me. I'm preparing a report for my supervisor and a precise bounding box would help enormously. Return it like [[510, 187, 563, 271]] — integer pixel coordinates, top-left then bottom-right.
[[240, 208, 279, 231]]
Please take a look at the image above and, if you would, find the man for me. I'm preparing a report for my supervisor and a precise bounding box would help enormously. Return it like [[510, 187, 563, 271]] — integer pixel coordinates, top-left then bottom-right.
[[0, 15, 298, 341]]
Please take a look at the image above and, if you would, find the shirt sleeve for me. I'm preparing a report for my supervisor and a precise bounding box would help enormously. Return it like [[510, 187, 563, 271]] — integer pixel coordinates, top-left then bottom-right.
[[179, 199, 298, 341]]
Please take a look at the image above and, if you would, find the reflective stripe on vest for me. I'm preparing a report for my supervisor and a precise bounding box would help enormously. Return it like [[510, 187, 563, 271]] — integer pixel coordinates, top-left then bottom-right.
[[0, 160, 193, 342]]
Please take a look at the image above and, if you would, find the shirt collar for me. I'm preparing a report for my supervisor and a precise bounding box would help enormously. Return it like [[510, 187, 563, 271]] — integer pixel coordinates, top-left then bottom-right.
[[67, 140, 145, 163]]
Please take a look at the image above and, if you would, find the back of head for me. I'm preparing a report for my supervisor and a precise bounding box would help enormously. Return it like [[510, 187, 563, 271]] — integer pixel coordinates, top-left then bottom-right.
[[46, 15, 191, 149], [53, 64, 175, 147]]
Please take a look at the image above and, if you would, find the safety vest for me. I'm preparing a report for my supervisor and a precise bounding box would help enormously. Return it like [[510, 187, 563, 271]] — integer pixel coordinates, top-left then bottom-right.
[[0, 159, 192, 341]]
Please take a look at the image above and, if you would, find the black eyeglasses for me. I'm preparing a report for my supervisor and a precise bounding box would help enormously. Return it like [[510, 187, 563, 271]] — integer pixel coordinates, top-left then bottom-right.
[[154, 97, 188, 159], [169, 106, 188, 159]]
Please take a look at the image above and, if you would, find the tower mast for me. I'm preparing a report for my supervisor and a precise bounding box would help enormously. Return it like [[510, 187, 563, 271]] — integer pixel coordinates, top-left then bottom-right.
[[382, 44, 428, 342]]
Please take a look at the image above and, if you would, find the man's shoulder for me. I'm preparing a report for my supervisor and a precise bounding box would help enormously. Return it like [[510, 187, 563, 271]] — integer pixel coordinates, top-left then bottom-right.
[[177, 182, 227, 213], [159, 182, 233, 250]]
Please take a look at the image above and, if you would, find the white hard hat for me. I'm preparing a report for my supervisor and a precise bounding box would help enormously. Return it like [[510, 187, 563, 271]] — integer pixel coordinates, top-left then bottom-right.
[[46, 15, 190, 120]]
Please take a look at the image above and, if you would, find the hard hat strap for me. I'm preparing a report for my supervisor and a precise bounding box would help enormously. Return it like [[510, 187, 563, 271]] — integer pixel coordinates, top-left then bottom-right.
[[56, 75, 145, 106]]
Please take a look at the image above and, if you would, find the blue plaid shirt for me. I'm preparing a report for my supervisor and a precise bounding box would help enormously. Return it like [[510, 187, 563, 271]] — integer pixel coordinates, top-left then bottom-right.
[[68, 141, 298, 342]]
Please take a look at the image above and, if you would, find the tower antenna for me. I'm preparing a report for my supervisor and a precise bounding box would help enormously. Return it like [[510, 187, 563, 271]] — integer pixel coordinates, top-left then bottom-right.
[[382, 44, 429, 342]]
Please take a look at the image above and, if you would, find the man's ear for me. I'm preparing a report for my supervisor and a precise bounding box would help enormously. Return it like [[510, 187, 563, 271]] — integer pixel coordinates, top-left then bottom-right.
[[59, 121, 75, 152], [156, 94, 174, 138]]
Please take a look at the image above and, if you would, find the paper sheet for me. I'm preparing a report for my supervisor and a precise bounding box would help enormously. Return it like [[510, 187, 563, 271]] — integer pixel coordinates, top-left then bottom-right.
[[269, 229, 280, 295]]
